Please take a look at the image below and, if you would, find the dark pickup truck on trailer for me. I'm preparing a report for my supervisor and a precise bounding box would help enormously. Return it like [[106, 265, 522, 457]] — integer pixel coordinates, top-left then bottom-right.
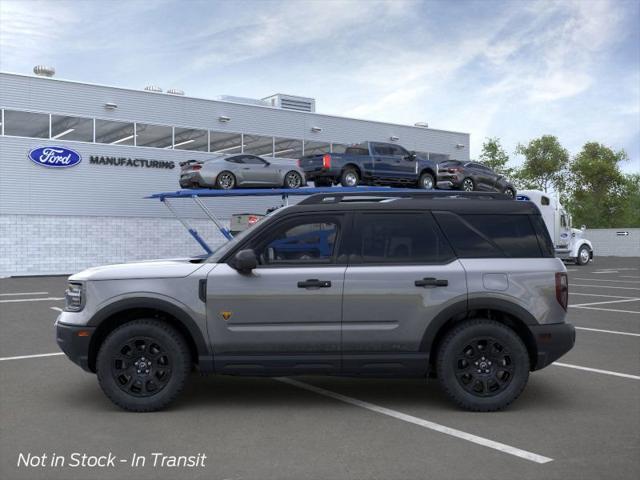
[[299, 141, 439, 189]]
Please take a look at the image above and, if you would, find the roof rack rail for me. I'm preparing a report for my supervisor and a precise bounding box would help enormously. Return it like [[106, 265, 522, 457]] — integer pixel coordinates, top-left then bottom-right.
[[297, 190, 510, 205]]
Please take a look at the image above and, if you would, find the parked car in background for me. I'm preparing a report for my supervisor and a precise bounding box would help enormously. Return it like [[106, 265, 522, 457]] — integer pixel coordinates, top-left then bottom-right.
[[437, 160, 516, 197], [298, 141, 438, 189], [179, 154, 306, 189], [517, 190, 594, 265]]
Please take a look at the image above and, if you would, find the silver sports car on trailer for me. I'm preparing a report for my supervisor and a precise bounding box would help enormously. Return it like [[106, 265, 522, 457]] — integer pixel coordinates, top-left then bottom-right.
[[179, 154, 306, 189]]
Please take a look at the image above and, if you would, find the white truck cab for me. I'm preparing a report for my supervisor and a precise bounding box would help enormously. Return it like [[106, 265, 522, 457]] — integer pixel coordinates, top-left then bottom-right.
[[517, 190, 594, 265]]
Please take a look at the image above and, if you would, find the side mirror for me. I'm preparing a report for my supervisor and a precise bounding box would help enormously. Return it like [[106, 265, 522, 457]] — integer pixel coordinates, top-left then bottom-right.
[[232, 249, 258, 273], [406, 151, 416, 161]]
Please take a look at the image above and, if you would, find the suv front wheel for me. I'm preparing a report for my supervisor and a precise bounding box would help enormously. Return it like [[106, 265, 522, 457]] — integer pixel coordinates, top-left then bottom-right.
[[436, 319, 529, 411], [96, 319, 191, 412]]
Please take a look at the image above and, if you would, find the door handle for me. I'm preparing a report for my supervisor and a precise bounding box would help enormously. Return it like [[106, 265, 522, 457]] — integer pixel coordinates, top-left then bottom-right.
[[415, 277, 448, 287], [242, 167, 251, 170], [297, 279, 332, 288]]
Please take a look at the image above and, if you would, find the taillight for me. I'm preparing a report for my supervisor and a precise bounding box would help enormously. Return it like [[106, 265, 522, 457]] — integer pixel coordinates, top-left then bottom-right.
[[297, 159, 301, 167], [322, 154, 331, 169], [448, 167, 460, 173], [192, 165, 202, 171], [555, 272, 568, 310]]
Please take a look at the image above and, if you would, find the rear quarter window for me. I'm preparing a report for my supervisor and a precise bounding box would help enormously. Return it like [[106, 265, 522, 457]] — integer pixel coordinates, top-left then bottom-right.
[[434, 212, 545, 258]]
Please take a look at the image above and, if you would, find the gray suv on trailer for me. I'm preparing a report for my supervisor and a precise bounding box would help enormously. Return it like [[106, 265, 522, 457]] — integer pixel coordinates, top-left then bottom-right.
[[56, 191, 575, 412]]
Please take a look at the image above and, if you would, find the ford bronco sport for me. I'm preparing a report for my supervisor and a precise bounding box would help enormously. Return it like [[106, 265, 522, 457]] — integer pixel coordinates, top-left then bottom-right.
[[56, 191, 575, 412]]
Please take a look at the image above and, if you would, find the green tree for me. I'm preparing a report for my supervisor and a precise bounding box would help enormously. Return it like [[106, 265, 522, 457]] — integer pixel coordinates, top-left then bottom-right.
[[515, 135, 570, 193], [618, 174, 640, 227], [479, 137, 514, 177], [567, 142, 629, 228]]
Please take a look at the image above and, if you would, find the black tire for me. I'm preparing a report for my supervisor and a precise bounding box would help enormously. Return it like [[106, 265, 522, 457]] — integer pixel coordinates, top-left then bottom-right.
[[503, 187, 516, 198], [436, 319, 529, 412], [216, 171, 236, 190], [314, 178, 332, 187], [576, 245, 590, 266], [418, 172, 435, 190], [283, 171, 303, 189], [96, 319, 191, 412], [461, 177, 475, 192], [340, 167, 359, 187]]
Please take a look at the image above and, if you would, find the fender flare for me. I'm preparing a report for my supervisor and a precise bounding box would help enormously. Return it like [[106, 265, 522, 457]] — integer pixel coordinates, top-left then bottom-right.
[[87, 297, 212, 371]]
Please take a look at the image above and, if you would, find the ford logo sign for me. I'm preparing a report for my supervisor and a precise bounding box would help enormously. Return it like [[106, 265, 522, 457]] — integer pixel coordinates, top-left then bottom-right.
[[28, 146, 82, 168]]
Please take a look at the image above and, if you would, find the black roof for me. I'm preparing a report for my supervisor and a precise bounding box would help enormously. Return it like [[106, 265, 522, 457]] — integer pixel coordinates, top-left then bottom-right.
[[288, 191, 539, 215]]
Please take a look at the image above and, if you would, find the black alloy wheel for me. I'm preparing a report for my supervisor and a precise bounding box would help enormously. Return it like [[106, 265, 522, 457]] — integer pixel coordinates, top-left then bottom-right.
[[436, 319, 529, 411], [97, 319, 191, 412]]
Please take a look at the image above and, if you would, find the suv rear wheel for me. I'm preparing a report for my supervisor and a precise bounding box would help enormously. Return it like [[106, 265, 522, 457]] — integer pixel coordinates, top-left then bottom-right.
[[436, 319, 529, 411], [96, 319, 191, 412], [461, 177, 475, 191]]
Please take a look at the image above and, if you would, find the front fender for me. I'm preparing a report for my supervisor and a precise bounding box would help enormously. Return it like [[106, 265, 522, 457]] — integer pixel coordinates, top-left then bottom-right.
[[571, 239, 593, 257]]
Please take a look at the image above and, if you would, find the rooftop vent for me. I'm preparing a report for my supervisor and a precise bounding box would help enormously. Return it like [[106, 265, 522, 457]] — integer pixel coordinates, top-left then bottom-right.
[[262, 94, 316, 113], [167, 88, 185, 96], [144, 85, 163, 93], [414, 122, 429, 128], [216, 95, 270, 107], [33, 65, 55, 77]]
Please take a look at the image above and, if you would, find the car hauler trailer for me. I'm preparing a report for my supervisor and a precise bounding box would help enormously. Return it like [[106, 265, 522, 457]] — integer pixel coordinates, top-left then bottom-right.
[[517, 190, 593, 265]]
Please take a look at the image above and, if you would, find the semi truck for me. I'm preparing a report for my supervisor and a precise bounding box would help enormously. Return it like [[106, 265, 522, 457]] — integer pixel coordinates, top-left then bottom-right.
[[517, 190, 594, 265]]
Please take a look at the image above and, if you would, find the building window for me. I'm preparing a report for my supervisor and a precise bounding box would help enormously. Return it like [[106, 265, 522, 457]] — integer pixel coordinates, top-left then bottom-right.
[[51, 114, 94, 142], [173, 127, 208, 151], [244, 134, 274, 156], [95, 119, 135, 145], [273, 137, 303, 159], [210, 131, 243, 154], [135, 123, 173, 148], [3, 110, 49, 138], [303, 140, 331, 156]]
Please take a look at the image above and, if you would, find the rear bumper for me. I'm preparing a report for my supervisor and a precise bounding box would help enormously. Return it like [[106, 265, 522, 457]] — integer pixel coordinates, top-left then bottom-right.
[[436, 174, 463, 189], [55, 318, 95, 373], [302, 167, 339, 180], [530, 322, 576, 371], [179, 172, 207, 188]]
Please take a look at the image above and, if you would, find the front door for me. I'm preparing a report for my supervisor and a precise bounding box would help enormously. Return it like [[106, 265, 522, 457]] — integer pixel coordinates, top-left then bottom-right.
[[206, 213, 348, 374], [341, 211, 467, 375]]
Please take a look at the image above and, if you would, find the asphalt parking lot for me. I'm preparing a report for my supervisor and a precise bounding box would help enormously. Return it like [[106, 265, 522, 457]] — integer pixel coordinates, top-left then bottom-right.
[[1, 257, 639, 480]]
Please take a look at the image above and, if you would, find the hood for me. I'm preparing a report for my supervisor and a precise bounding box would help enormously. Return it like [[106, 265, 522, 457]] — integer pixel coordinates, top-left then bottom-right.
[[69, 258, 206, 281]]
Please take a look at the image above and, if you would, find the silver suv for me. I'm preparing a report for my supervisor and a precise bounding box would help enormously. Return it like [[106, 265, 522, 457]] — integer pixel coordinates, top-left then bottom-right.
[[55, 191, 575, 412]]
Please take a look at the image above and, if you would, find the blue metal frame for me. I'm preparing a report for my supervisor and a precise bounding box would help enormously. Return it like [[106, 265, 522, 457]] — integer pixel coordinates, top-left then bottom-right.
[[148, 186, 415, 254]]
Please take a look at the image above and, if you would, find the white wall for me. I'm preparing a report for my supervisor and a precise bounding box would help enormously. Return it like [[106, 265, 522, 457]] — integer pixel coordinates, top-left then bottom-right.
[[587, 228, 640, 257]]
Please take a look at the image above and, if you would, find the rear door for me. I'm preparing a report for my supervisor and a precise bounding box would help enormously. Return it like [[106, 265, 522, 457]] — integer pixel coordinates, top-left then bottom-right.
[[341, 211, 467, 375]]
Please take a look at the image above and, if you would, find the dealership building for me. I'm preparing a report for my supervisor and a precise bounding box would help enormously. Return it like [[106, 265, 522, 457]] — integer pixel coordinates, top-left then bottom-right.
[[0, 69, 470, 276]]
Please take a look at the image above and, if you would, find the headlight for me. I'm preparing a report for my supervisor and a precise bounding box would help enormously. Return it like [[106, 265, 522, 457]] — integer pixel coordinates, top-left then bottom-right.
[[64, 283, 84, 312]]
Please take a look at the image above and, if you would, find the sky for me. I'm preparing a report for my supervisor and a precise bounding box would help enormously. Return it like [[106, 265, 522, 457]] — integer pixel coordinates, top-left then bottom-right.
[[1, 0, 638, 172]]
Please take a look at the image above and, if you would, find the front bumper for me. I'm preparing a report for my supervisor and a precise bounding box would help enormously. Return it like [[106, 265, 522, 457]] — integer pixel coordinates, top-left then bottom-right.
[[55, 318, 96, 373], [530, 322, 576, 370]]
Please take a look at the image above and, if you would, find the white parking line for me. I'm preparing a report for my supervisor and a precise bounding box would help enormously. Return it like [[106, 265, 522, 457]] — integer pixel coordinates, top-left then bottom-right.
[[571, 305, 640, 314], [0, 297, 64, 303], [0, 352, 64, 362], [573, 278, 640, 284], [575, 326, 640, 337], [570, 292, 638, 299], [553, 362, 640, 380], [0, 291, 49, 296], [276, 377, 553, 464], [593, 271, 619, 274], [570, 298, 640, 307], [620, 276, 640, 279], [50, 307, 63, 312], [570, 284, 640, 291]]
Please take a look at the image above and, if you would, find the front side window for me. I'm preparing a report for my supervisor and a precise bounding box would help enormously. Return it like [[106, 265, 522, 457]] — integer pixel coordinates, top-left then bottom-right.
[[242, 155, 267, 165], [388, 145, 410, 157], [254, 218, 340, 266], [351, 213, 454, 264]]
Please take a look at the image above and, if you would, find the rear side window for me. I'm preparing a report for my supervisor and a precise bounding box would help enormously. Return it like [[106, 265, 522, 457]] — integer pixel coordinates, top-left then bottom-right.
[[530, 215, 555, 257], [345, 147, 369, 155], [351, 213, 455, 264], [434, 212, 544, 258]]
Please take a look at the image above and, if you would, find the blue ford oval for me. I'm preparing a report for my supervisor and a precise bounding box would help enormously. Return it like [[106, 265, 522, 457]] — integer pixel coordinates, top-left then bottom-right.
[[28, 146, 82, 168]]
